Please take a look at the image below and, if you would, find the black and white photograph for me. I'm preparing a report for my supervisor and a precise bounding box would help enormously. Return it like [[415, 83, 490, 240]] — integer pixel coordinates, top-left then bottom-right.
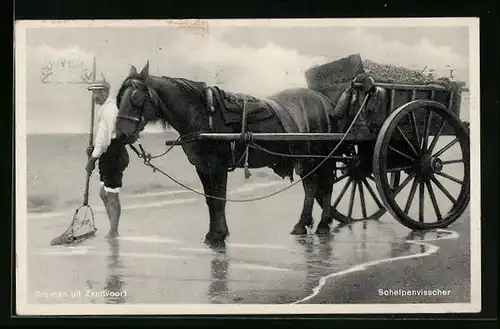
[[15, 18, 481, 315]]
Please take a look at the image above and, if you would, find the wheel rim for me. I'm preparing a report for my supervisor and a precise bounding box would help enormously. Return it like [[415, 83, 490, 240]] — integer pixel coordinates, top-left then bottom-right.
[[373, 100, 470, 230], [331, 145, 387, 223]]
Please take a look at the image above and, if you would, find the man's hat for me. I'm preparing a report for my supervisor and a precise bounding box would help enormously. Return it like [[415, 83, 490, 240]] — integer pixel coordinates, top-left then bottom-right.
[[87, 79, 111, 91], [87, 73, 111, 91], [352, 73, 375, 92]]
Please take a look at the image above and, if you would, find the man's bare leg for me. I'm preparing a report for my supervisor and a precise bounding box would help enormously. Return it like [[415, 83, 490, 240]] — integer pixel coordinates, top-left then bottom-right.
[[99, 185, 112, 219], [105, 190, 121, 238]]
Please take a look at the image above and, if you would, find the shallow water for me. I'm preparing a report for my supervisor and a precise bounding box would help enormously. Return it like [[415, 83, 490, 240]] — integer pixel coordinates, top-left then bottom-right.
[[26, 132, 283, 214]]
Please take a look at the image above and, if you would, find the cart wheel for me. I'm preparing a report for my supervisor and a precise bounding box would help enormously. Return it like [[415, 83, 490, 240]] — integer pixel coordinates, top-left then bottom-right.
[[373, 99, 470, 230], [330, 146, 387, 224]]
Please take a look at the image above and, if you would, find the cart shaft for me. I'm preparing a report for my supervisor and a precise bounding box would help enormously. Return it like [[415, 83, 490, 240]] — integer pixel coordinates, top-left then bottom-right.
[[164, 132, 374, 146], [205, 132, 372, 141]]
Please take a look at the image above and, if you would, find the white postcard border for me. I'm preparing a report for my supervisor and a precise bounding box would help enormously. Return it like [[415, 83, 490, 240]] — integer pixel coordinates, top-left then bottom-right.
[[15, 17, 481, 315]]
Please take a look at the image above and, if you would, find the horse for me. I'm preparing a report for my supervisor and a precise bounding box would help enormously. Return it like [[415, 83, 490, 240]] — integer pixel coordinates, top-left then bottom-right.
[[115, 62, 346, 247]]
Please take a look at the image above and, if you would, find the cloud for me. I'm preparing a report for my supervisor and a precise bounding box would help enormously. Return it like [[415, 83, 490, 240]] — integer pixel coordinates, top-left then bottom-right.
[[154, 32, 327, 96], [25, 34, 327, 134], [24, 26, 470, 134]]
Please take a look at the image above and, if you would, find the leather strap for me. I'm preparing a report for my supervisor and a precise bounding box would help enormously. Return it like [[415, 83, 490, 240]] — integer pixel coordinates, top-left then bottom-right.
[[240, 98, 248, 139]]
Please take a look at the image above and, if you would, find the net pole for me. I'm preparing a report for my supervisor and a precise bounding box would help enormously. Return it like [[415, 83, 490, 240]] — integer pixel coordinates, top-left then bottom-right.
[[83, 56, 97, 206]]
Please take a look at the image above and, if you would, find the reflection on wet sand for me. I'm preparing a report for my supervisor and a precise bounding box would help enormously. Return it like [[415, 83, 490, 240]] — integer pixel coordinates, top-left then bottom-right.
[[294, 220, 443, 296], [207, 246, 229, 304], [373, 220, 449, 256], [405, 231, 429, 253], [103, 238, 127, 304], [83, 238, 127, 304], [202, 220, 456, 304], [295, 228, 336, 294]]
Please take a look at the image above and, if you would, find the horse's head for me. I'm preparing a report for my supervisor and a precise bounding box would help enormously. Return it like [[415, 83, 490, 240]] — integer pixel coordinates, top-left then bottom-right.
[[116, 62, 160, 144]]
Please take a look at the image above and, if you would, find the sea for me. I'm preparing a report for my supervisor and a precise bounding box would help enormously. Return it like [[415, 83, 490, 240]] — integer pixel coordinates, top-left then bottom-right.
[[25, 132, 284, 216]]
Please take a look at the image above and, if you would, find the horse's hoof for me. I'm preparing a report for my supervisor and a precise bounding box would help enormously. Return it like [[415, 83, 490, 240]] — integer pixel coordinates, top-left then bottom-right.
[[204, 232, 227, 248], [204, 238, 226, 249], [205, 231, 214, 241], [315, 226, 331, 235], [290, 226, 307, 235]]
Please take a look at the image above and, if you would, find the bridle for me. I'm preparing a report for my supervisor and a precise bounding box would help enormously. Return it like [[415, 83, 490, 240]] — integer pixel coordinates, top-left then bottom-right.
[[117, 79, 154, 137]]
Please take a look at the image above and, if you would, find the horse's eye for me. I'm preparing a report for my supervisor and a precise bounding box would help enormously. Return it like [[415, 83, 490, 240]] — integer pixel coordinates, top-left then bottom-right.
[[130, 90, 146, 107]]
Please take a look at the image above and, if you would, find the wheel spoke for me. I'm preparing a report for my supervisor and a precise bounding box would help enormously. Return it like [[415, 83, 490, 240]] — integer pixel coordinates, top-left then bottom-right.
[[433, 137, 459, 158], [389, 146, 415, 161], [435, 171, 463, 185], [396, 125, 419, 156], [426, 179, 442, 221], [419, 180, 425, 223], [404, 177, 419, 214], [333, 177, 353, 209], [422, 111, 433, 152], [393, 173, 415, 196], [430, 175, 457, 205], [409, 111, 421, 149], [362, 178, 383, 209], [358, 181, 368, 218], [442, 159, 464, 165], [347, 181, 357, 219], [333, 172, 349, 184], [427, 119, 447, 154]]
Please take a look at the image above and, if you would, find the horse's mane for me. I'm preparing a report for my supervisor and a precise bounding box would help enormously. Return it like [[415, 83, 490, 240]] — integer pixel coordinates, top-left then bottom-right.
[[116, 74, 208, 130], [116, 74, 141, 114]]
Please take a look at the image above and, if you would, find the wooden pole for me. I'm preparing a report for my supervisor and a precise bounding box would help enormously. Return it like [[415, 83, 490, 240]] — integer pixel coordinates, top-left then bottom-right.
[[89, 56, 97, 147], [163, 132, 373, 145], [83, 56, 97, 206], [197, 132, 371, 141]]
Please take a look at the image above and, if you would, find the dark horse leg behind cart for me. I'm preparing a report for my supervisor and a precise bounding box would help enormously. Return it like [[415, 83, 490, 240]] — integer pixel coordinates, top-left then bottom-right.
[[115, 62, 341, 246]]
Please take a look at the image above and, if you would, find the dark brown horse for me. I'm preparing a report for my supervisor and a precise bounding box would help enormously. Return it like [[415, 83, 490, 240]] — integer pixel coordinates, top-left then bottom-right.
[[115, 62, 345, 246]]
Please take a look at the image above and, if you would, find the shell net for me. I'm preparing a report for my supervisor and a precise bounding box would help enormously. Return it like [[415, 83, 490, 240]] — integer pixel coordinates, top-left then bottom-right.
[[50, 204, 97, 246]]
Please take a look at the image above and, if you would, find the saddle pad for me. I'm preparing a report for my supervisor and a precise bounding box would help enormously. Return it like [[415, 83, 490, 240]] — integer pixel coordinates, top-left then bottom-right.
[[264, 88, 339, 175], [211, 87, 276, 125], [265, 87, 335, 134]]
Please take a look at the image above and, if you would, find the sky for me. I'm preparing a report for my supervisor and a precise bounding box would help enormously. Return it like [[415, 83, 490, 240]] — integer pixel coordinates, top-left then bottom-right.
[[19, 19, 474, 134]]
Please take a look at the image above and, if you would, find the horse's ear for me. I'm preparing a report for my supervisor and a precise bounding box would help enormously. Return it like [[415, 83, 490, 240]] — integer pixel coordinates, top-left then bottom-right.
[[129, 65, 138, 77], [140, 61, 150, 79]]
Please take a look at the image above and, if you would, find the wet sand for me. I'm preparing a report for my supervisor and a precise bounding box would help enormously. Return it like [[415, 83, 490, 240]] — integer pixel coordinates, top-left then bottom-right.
[[25, 181, 471, 305]]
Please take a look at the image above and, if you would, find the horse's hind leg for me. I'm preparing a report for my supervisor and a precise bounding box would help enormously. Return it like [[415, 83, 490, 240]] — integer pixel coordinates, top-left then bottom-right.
[[315, 162, 336, 234], [291, 169, 318, 235]]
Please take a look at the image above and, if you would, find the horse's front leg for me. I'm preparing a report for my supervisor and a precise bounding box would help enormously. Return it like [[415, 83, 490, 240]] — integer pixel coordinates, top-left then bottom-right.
[[196, 166, 229, 247]]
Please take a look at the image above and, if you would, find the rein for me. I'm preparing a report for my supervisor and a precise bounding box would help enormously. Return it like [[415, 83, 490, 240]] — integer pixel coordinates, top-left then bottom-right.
[[126, 92, 373, 203]]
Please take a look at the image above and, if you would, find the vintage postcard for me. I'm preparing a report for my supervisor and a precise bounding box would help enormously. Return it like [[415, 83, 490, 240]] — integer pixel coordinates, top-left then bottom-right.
[[15, 18, 481, 315]]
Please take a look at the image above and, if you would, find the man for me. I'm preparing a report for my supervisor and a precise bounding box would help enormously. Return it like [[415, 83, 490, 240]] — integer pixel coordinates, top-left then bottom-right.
[[85, 79, 129, 239], [330, 72, 386, 135], [330, 73, 386, 172]]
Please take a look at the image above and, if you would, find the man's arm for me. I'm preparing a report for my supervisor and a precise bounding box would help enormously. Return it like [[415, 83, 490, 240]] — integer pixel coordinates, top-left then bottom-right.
[[331, 88, 352, 120]]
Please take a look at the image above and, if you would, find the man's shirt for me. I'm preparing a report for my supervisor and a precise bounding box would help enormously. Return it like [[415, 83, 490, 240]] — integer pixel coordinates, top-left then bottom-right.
[[92, 96, 118, 158], [331, 86, 386, 134]]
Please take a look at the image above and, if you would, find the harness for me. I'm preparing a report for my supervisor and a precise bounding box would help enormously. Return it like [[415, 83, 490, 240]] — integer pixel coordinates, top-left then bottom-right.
[[122, 79, 372, 203], [203, 87, 252, 176]]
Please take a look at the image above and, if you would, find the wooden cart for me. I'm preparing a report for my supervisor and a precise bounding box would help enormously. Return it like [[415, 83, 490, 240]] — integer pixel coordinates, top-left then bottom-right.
[[167, 54, 471, 231]]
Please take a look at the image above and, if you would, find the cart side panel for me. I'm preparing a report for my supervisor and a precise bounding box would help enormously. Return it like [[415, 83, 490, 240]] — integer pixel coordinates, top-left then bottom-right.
[[382, 84, 463, 137]]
